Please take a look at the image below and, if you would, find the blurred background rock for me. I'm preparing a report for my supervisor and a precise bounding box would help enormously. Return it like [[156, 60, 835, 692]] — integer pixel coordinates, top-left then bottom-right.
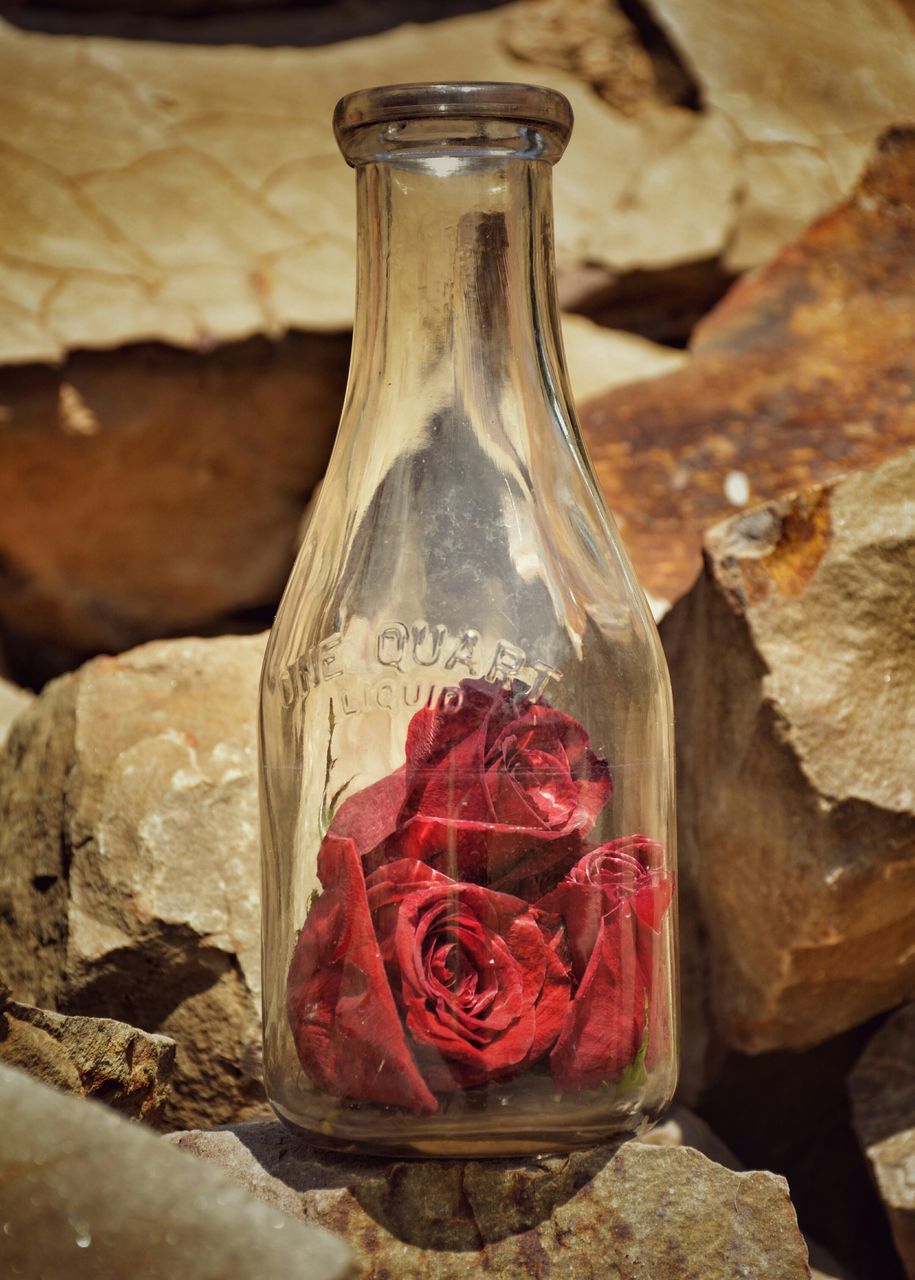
[[0, 3, 912, 1278]]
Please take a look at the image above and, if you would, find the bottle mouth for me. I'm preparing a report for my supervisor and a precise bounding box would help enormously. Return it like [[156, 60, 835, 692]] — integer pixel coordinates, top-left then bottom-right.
[[334, 81, 574, 166]]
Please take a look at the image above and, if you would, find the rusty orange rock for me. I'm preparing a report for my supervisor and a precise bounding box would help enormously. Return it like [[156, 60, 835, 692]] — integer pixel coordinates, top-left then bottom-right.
[[581, 125, 915, 613]]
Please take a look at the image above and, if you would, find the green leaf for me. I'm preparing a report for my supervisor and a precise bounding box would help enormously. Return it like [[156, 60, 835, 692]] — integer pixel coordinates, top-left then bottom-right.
[[599, 991, 650, 1095]]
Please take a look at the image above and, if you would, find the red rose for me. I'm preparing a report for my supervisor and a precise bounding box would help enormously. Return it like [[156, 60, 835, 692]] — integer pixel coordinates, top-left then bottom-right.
[[286, 834, 436, 1113], [287, 837, 571, 1110], [537, 837, 673, 1090], [331, 680, 611, 888]]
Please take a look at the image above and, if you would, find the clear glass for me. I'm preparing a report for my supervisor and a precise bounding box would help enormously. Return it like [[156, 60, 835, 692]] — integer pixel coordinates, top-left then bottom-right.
[[259, 82, 678, 1158]]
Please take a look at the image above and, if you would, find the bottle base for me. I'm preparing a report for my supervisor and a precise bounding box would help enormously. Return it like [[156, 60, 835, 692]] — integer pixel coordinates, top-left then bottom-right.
[[269, 1095, 670, 1160]]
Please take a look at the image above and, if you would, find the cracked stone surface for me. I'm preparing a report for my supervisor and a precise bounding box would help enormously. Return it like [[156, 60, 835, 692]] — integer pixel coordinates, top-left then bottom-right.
[[0, 986, 175, 1123], [0, 633, 267, 1129], [166, 1119, 810, 1278], [0, 1064, 353, 1280], [581, 124, 915, 614], [0, 8, 738, 364], [661, 450, 915, 1052], [849, 1003, 915, 1277]]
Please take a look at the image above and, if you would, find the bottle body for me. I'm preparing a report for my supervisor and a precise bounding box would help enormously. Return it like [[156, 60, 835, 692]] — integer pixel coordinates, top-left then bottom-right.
[[259, 84, 678, 1157]]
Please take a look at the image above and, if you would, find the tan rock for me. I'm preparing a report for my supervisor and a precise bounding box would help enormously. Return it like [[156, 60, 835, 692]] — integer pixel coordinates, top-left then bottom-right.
[[580, 125, 915, 613], [661, 450, 915, 1052], [0, 988, 175, 1123], [849, 1003, 915, 1277], [167, 1119, 810, 1278], [502, 0, 696, 115], [0, 1064, 352, 1280], [0, 633, 266, 1128], [560, 313, 685, 401], [647, 0, 915, 270], [0, 10, 741, 362], [0, 677, 32, 747]]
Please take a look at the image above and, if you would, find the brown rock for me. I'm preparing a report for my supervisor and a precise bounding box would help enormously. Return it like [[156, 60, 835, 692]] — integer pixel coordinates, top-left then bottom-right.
[[0, 334, 349, 658], [581, 125, 915, 614], [849, 1003, 915, 1277], [0, 1064, 353, 1280], [662, 449, 915, 1053], [0, 987, 175, 1122], [0, 633, 266, 1129], [167, 1119, 810, 1278]]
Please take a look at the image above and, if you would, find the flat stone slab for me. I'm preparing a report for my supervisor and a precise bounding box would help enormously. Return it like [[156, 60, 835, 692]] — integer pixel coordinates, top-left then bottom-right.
[[167, 1119, 811, 1278]]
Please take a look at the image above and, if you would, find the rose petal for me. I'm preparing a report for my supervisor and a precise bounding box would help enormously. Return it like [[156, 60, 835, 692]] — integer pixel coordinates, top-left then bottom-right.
[[330, 768, 409, 856], [286, 834, 436, 1113], [549, 900, 645, 1091]]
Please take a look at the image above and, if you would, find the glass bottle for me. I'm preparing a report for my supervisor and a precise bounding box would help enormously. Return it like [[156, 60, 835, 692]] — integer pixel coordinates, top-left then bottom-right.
[[259, 82, 678, 1158]]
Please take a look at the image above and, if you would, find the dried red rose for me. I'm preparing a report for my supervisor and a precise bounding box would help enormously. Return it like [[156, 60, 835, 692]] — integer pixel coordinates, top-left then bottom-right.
[[331, 679, 611, 888], [287, 838, 571, 1108], [286, 834, 437, 1113], [537, 837, 673, 1090]]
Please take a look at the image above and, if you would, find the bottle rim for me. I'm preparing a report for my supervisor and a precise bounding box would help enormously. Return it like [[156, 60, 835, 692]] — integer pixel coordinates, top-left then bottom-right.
[[334, 81, 573, 152]]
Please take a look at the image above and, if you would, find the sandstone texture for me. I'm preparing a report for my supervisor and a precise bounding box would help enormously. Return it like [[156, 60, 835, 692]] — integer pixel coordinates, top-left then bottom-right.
[[850, 1003, 915, 1277], [0, 633, 266, 1129], [581, 125, 915, 614], [0, 677, 31, 747], [661, 450, 915, 1053], [0, 1064, 353, 1280], [502, 0, 697, 116], [0, 986, 175, 1123], [167, 1119, 810, 1279]]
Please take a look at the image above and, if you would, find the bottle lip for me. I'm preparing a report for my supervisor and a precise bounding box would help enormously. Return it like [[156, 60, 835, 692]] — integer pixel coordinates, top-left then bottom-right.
[[334, 81, 573, 160]]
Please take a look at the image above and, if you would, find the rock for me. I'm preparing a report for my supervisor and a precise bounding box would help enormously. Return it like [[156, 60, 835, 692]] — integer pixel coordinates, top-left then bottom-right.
[[581, 123, 915, 614], [560, 313, 686, 401], [502, 0, 697, 116], [0, 1064, 352, 1280], [0, 633, 266, 1129], [641, 1102, 741, 1169], [0, 334, 349, 661], [645, 1104, 851, 1279], [0, 10, 739, 363], [647, 0, 915, 271], [0, 987, 175, 1123], [167, 1119, 810, 1278], [849, 1003, 915, 1277], [699, 1021, 903, 1280], [0, 677, 31, 747], [662, 449, 915, 1054]]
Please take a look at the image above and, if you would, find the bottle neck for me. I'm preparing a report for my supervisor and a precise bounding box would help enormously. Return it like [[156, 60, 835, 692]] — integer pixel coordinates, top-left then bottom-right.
[[343, 153, 571, 447]]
